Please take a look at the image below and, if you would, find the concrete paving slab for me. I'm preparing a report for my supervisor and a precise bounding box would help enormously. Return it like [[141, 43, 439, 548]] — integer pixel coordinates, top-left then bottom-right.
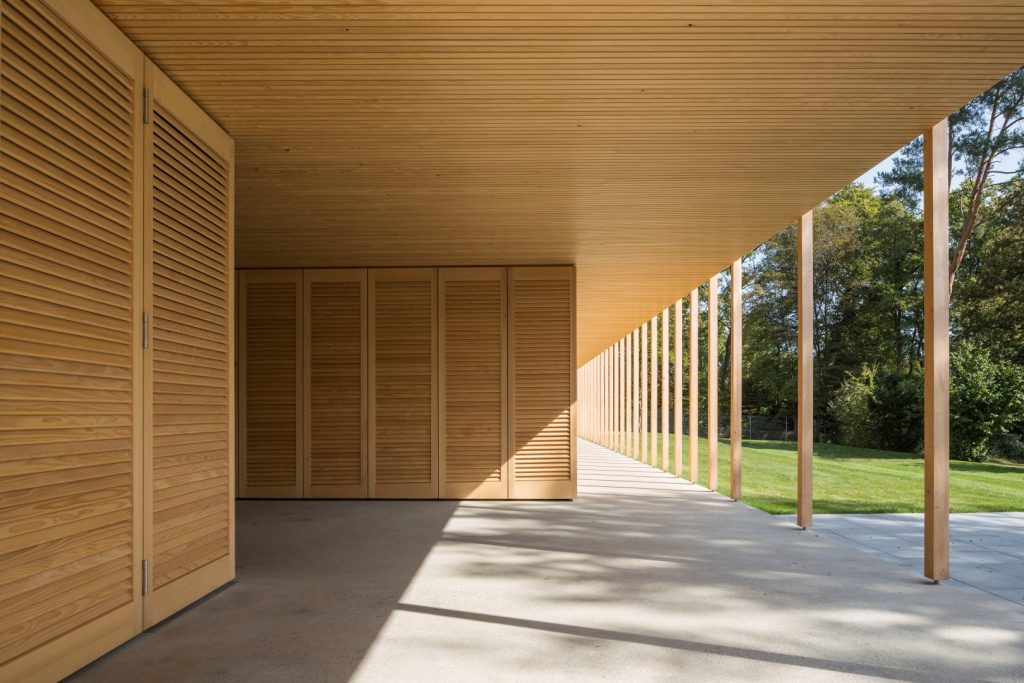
[[71, 441, 1024, 682]]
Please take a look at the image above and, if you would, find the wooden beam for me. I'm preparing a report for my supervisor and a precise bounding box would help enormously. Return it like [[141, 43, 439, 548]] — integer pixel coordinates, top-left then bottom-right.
[[924, 118, 951, 581], [674, 299, 683, 477], [689, 289, 699, 483], [650, 315, 658, 466], [661, 309, 670, 471], [730, 259, 743, 500], [797, 210, 814, 528], [641, 321, 648, 464], [708, 275, 719, 491], [632, 329, 640, 460]]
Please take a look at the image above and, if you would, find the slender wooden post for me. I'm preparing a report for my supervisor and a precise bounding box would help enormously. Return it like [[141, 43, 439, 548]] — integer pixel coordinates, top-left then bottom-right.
[[924, 119, 950, 581], [626, 329, 634, 458], [730, 259, 743, 500], [689, 289, 699, 482], [602, 349, 608, 447], [674, 299, 683, 476], [797, 210, 814, 528], [626, 334, 633, 457], [649, 315, 658, 466], [641, 322, 648, 463], [708, 275, 719, 491], [614, 340, 621, 452], [661, 309, 670, 471]]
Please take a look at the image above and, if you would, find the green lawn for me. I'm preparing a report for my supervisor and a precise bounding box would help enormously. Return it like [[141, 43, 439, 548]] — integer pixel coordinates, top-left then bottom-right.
[[607, 432, 1024, 514]]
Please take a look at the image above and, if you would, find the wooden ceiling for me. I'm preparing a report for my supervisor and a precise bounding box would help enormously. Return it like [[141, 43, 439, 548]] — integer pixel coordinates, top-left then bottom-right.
[[94, 1, 1024, 364]]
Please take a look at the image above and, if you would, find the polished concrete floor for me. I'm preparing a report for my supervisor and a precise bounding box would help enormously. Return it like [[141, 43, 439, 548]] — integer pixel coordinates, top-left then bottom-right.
[[72, 440, 1024, 682]]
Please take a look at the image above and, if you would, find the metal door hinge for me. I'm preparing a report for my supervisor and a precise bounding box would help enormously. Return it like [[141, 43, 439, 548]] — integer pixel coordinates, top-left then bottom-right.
[[142, 559, 150, 596], [142, 312, 150, 349], [143, 88, 150, 124]]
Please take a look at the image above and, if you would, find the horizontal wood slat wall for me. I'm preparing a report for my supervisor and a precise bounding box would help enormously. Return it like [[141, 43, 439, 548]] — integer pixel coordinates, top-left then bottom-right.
[[368, 268, 438, 499], [144, 60, 235, 627], [238, 266, 573, 501], [238, 270, 302, 499], [439, 267, 507, 499], [0, 1, 234, 680], [304, 269, 367, 498], [0, 0, 144, 679], [509, 266, 576, 499]]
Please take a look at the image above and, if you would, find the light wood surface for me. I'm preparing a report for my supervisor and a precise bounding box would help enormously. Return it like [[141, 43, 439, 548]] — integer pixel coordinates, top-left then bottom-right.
[[238, 270, 302, 499], [649, 315, 658, 466], [304, 269, 367, 498], [509, 266, 576, 499], [689, 290, 699, 483], [674, 299, 683, 477], [797, 211, 814, 528], [91, 0, 1024, 364], [631, 330, 638, 459], [369, 268, 438, 499], [730, 259, 743, 500], [144, 58, 234, 625], [640, 322, 648, 465], [661, 309, 669, 471], [707, 276, 719, 491], [439, 267, 507, 499], [924, 120, 950, 580]]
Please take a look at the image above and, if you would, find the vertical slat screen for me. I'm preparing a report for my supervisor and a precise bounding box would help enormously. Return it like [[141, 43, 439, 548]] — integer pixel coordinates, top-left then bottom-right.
[[238, 270, 302, 499], [439, 268, 507, 499], [304, 270, 366, 498], [368, 269, 437, 498], [0, 0, 142, 676], [509, 266, 576, 499], [147, 72, 233, 623]]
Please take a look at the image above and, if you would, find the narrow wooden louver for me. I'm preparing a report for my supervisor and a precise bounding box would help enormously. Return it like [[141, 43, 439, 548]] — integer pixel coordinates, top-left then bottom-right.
[[238, 270, 302, 499], [439, 268, 507, 499], [368, 269, 437, 498], [509, 267, 576, 499], [304, 270, 367, 498], [0, 0, 143, 675], [144, 61, 235, 626]]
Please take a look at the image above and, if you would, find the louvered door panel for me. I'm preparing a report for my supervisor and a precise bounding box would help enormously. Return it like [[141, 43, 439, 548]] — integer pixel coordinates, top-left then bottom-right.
[[509, 267, 576, 499], [238, 270, 302, 499], [368, 269, 437, 498], [439, 268, 507, 499], [144, 62, 234, 627], [304, 270, 367, 498], [0, 0, 144, 679]]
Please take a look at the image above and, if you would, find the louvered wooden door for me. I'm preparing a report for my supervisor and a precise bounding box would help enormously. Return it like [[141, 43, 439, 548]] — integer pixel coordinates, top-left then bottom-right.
[[238, 270, 303, 498], [439, 268, 508, 499], [368, 269, 438, 498], [0, 0, 145, 679], [143, 62, 235, 627], [509, 267, 577, 499], [304, 270, 367, 498]]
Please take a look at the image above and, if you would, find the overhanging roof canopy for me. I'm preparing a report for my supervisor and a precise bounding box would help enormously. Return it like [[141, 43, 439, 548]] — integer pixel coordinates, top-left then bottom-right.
[[95, 1, 1024, 364]]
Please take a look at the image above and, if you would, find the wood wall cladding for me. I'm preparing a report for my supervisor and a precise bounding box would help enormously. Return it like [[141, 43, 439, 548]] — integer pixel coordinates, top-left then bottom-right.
[[144, 62, 235, 627], [0, 1, 233, 679], [368, 269, 438, 499], [509, 267, 577, 500], [238, 270, 302, 499], [0, 0, 144, 678], [304, 270, 367, 498], [439, 268, 507, 499]]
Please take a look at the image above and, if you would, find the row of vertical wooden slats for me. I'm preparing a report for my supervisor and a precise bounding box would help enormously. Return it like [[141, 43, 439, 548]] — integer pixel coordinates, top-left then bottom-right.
[[238, 266, 574, 499]]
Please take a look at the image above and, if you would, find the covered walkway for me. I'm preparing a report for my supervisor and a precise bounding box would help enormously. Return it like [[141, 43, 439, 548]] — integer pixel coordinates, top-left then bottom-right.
[[74, 440, 1024, 682]]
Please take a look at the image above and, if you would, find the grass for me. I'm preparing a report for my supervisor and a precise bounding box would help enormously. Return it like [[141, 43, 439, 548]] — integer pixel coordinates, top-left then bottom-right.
[[607, 432, 1024, 515]]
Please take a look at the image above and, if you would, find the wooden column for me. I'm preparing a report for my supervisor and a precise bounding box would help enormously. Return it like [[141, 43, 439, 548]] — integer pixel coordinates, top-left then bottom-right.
[[730, 259, 743, 500], [661, 309, 670, 471], [674, 299, 683, 476], [689, 289, 699, 482], [641, 322, 648, 463], [650, 315, 659, 466], [924, 119, 950, 581], [632, 329, 640, 459], [614, 341, 620, 452], [708, 275, 719, 491], [797, 210, 814, 528], [625, 334, 632, 457]]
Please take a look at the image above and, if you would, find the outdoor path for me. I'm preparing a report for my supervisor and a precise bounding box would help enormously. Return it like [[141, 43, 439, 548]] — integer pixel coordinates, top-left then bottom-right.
[[72, 440, 1024, 682], [807, 512, 1024, 607]]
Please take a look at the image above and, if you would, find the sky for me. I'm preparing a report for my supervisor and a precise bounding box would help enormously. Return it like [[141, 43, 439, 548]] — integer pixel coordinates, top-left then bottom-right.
[[855, 144, 1024, 191]]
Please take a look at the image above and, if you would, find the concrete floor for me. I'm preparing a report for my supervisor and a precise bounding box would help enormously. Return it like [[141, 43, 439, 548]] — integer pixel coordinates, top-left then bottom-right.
[[72, 440, 1024, 682], [809, 512, 1024, 607]]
